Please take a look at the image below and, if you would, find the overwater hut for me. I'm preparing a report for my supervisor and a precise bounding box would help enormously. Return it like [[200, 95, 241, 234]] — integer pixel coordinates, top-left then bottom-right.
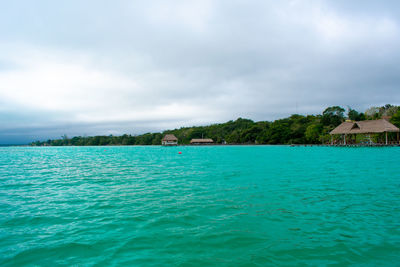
[[162, 134, 178, 146], [330, 119, 399, 145], [190, 138, 214, 145]]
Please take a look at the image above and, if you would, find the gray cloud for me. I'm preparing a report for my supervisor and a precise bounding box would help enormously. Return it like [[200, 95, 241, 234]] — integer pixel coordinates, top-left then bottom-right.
[[0, 0, 400, 143]]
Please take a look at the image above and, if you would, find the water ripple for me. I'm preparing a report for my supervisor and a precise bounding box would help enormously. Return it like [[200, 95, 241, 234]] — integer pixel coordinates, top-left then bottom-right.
[[0, 146, 400, 266]]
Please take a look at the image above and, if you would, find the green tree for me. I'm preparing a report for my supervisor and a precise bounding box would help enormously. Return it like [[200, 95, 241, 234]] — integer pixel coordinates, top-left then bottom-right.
[[347, 107, 365, 121], [240, 125, 262, 143], [390, 110, 400, 128], [305, 124, 322, 143], [226, 130, 240, 144], [321, 106, 345, 126]]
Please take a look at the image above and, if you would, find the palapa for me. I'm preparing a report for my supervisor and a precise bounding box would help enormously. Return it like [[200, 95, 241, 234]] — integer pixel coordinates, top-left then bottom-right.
[[330, 119, 399, 135], [162, 134, 178, 141], [190, 138, 214, 144]]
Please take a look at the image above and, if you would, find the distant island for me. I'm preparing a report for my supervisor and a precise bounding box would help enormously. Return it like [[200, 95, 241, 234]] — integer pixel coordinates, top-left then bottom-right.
[[31, 105, 400, 146]]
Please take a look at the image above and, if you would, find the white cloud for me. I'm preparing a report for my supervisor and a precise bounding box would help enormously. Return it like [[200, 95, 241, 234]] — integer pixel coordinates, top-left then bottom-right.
[[145, 0, 215, 33], [313, 11, 399, 45], [0, 1, 400, 143], [0, 45, 138, 114], [0, 43, 228, 128]]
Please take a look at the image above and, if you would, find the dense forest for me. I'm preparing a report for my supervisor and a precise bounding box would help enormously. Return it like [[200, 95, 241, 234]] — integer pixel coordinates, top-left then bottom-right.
[[31, 105, 400, 146]]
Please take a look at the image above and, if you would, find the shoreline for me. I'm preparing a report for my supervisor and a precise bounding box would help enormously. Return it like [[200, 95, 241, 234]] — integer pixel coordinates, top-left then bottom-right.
[[19, 143, 400, 147]]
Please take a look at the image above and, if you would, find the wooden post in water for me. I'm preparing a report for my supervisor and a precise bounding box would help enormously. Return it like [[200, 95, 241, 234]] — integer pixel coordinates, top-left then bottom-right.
[[344, 134, 346, 145], [385, 132, 387, 145], [331, 135, 333, 145]]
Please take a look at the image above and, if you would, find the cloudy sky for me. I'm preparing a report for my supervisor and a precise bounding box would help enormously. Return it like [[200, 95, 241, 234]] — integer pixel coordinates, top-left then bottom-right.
[[1, 0, 400, 144]]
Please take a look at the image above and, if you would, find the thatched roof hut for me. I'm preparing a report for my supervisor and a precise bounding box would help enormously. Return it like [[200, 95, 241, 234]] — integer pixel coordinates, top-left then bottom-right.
[[330, 119, 399, 145], [162, 134, 178, 141], [190, 138, 214, 145], [330, 119, 399, 135], [162, 134, 178, 145]]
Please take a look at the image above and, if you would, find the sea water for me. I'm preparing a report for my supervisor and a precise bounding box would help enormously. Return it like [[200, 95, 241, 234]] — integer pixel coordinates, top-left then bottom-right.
[[0, 146, 399, 266]]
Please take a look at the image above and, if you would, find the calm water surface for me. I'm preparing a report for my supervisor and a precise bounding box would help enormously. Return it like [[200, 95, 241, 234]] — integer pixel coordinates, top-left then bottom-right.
[[0, 146, 399, 266]]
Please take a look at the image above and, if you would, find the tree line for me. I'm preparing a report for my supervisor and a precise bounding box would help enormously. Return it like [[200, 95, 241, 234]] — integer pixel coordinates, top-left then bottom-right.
[[31, 104, 400, 146]]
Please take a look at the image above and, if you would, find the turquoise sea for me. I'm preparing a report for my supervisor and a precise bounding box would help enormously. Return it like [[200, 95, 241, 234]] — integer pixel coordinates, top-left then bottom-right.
[[0, 146, 399, 266]]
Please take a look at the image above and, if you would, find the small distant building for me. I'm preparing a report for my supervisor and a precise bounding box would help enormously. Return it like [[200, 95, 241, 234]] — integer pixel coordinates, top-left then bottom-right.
[[330, 119, 399, 145], [190, 138, 214, 145], [162, 134, 178, 146]]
